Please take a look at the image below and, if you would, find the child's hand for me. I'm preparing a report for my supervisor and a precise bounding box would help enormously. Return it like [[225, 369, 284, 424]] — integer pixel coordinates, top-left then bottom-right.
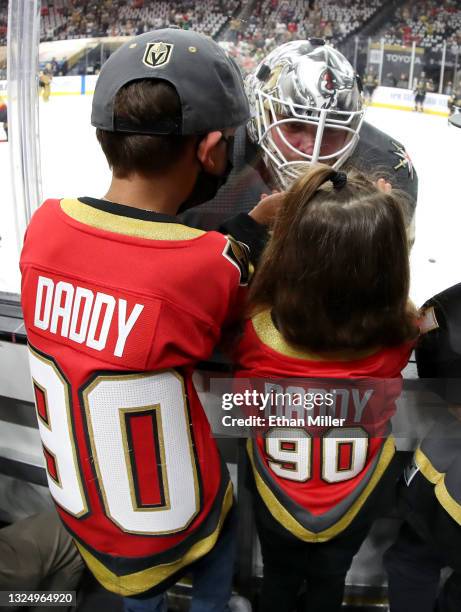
[[249, 191, 285, 226], [375, 178, 392, 193]]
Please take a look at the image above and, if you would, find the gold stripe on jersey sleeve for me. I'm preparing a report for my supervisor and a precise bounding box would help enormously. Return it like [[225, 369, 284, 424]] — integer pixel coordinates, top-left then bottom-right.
[[247, 436, 395, 542], [74, 480, 233, 596], [414, 447, 440, 484], [61, 199, 206, 241], [252, 310, 379, 362], [415, 447, 461, 526]]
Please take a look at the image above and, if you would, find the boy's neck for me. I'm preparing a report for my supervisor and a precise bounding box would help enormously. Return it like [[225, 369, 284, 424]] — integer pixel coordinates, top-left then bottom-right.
[[103, 168, 195, 216]]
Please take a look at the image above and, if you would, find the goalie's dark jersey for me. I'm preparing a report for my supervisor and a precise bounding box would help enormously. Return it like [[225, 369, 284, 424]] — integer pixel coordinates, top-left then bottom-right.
[[20, 197, 253, 597], [234, 310, 413, 542], [398, 282, 461, 567], [182, 122, 418, 233], [400, 413, 461, 567]]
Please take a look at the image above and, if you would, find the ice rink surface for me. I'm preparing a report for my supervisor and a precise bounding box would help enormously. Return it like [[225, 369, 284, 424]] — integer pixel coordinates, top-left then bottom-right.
[[0, 95, 460, 305]]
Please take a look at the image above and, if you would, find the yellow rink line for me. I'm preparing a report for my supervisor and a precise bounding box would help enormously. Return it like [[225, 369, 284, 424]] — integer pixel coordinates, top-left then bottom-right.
[[42, 91, 451, 117], [44, 90, 96, 97], [370, 101, 450, 117]]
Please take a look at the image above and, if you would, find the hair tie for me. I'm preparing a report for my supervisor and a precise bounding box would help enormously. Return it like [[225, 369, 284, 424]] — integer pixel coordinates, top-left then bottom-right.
[[330, 171, 347, 190]]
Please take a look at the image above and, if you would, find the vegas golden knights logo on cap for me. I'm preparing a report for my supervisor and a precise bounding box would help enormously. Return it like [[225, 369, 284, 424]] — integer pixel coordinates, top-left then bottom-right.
[[143, 42, 173, 68]]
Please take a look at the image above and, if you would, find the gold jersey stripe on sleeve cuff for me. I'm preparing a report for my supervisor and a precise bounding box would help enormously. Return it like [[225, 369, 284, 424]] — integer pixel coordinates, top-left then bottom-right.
[[74, 480, 233, 596], [247, 436, 395, 542], [415, 447, 461, 526], [61, 199, 205, 241]]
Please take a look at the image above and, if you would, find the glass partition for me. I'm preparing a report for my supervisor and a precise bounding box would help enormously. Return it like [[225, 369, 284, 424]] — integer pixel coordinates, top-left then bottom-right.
[[343, 35, 459, 95], [2, 0, 41, 293]]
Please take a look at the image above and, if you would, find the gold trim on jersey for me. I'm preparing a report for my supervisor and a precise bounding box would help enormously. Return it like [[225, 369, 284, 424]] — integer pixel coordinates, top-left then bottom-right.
[[60, 199, 206, 241], [247, 435, 396, 542], [120, 404, 172, 512], [32, 379, 52, 431], [415, 448, 461, 526], [28, 346, 89, 519], [74, 481, 233, 596], [251, 310, 379, 361], [42, 443, 62, 487]]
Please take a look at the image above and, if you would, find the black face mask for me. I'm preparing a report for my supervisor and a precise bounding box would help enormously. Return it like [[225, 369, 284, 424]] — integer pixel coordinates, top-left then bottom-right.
[[177, 135, 235, 213]]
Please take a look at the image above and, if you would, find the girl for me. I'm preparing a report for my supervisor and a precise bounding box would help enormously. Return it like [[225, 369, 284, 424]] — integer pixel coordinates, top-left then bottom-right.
[[234, 164, 419, 612]]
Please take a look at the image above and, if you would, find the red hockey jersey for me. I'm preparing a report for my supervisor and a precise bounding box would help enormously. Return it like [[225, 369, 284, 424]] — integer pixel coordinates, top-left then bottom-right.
[[20, 197, 251, 596], [234, 310, 413, 542]]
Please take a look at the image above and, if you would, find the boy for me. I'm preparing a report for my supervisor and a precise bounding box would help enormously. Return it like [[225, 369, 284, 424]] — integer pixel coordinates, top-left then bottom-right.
[[20, 28, 276, 612]]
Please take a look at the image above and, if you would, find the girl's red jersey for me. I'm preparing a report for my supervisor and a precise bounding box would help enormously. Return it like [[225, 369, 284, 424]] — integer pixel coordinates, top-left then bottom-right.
[[234, 310, 413, 542]]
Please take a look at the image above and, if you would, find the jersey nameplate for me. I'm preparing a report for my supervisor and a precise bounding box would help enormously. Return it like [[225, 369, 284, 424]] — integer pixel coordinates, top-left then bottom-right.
[[34, 275, 144, 358]]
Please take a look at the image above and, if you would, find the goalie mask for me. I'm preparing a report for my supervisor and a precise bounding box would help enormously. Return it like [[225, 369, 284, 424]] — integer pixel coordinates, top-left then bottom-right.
[[246, 39, 364, 188]]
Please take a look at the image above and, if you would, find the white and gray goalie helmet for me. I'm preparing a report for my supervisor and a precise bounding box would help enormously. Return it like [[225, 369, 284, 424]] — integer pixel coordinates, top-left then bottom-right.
[[246, 39, 364, 188]]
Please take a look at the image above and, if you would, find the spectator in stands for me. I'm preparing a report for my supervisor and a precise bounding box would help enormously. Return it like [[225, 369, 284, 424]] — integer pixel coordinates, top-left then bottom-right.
[[383, 72, 398, 87], [287, 20, 298, 35], [228, 17, 241, 43], [323, 21, 333, 41], [275, 20, 287, 42], [397, 72, 409, 89], [426, 76, 435, 92]]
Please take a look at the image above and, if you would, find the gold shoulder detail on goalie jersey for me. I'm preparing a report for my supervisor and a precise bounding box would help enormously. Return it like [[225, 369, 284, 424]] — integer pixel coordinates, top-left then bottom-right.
[[60, 199, 206, 241]]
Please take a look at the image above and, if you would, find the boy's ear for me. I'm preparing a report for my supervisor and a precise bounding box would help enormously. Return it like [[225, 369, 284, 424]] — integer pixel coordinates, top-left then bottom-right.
[[196, 131, 223, 172]]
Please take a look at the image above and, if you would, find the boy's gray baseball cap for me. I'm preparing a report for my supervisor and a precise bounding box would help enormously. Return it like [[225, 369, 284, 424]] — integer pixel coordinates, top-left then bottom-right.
[[91, 28, 249, 135]]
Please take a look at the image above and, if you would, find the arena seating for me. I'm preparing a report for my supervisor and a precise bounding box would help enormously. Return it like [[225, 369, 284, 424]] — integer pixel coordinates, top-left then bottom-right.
[[223, 0, 385, 75], [2, 0, 458, 81], [36, 0, 385, 58], [0, 0, 7, 47], [39, 0, 240, 42], [381, 0, 461, 50]]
